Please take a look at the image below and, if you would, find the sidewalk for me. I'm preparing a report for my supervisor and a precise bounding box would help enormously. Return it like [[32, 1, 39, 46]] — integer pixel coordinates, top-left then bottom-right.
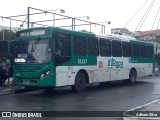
[[0, 77, 23, 95], [0, 85, 16, 95]]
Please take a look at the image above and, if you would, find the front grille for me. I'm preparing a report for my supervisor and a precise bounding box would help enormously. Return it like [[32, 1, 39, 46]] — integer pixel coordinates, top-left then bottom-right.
[[15, 66, 40, 72], [16, 79, 38, 85], [15, 76, 39, 79]]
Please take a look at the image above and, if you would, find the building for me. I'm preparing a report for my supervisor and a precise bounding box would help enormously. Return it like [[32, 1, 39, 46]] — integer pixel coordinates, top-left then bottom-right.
[[111, 28, 160, 54], [136, 29, 160, 54], [111, 28, 133, 37], [136, 29, 160, 41]]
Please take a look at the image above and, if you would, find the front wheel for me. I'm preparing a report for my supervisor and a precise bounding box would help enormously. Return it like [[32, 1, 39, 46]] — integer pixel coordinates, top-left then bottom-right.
[[128, 70, 137, 84], [71, 72, 86, 92]]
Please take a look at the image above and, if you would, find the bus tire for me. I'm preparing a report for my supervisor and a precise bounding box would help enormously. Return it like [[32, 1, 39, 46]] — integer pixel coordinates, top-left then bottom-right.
[[128, 69, 137, 84], [71, 72, 86, 92]]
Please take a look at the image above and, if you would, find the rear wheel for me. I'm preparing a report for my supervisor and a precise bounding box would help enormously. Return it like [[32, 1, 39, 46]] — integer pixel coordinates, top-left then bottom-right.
[[71, 72, 86, 92], [128, 70, 137, 84]]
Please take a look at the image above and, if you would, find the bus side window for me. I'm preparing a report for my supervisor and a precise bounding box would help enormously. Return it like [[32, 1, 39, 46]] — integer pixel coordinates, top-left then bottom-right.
[[53, 32, 71, 66], [146, 45, 154, 58], [131, 43, 139, 57], [87, 37, 99, 56], [54, 38, 61, 56], [99, 39, 111, 57], [54, 32, 71, 57], [112, 40, 122, 57], [122, 42, 131, 57], [139, 44, 146, 58], [74, 36, 87, 56]]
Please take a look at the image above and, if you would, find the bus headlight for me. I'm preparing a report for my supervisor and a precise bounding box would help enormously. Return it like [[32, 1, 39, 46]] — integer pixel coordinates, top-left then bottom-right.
[[40, 70, 51, 79], [40, 73, 45, 79], [46, 70, 51, 75]]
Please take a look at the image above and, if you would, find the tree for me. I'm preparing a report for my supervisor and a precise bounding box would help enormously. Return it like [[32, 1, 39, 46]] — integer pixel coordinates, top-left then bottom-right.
[[0, 29, 15, 41], [155, 35, 160, 43]]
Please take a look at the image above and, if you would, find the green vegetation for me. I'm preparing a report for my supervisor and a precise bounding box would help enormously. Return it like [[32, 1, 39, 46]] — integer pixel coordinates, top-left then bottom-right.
[[155, 35, 160, 42], [0, 29, 15, 40]]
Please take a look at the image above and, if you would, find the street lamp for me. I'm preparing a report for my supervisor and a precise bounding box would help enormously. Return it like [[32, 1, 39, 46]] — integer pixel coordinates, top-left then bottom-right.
[[45, 9, 65, 13], [95, 21, 111, 34], [45, 9, 65, 26], [96, 21, 111, 24], [74, 16, 90, 20], [68, 16, 90, 30]]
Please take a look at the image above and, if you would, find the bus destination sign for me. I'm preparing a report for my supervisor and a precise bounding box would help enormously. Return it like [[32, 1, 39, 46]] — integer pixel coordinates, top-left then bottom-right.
[[16, 29, 49, 37]]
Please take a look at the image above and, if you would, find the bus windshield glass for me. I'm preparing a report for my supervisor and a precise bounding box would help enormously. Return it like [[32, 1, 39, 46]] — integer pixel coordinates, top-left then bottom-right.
[[10, 39, 51, 64]]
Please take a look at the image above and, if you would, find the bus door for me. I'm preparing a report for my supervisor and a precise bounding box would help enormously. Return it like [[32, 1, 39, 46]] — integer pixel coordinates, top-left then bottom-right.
[[87, 37, 102, 83], [53, 32, 71, 86]]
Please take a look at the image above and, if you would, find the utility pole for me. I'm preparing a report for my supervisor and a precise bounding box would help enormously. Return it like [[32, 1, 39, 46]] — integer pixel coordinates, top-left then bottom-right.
[[27, 7, 30, 28], [2, 26, 5, 40]]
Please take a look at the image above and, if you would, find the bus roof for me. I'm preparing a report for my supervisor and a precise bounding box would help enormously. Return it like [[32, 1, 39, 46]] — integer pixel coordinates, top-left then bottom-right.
[[15, 26, 154, 45], [97, 34, 154, 45]]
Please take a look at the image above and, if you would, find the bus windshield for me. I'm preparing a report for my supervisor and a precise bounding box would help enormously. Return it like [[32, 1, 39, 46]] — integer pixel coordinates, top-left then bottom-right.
[[10, 39, 51, 64]]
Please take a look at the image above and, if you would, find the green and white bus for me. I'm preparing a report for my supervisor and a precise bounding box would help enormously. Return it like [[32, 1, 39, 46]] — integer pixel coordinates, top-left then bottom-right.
[[10, 27, 155, 92]]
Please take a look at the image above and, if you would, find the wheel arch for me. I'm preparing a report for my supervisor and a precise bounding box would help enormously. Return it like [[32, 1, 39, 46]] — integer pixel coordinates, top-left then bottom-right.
[[77, 69, 89, 84]]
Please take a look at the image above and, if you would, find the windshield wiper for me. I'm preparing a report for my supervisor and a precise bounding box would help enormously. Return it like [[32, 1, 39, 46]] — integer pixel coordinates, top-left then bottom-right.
[[31, 37, 41, 53]]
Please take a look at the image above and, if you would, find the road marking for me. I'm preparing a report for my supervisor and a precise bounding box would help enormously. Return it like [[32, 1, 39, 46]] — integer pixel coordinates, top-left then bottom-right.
[[126, 99, 160, 111]]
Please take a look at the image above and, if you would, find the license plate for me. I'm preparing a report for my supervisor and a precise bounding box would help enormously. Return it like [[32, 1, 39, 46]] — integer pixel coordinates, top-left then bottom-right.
[[23, 81, 29, 84]]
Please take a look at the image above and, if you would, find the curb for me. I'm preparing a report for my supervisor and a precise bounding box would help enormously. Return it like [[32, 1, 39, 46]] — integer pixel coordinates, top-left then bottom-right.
[[0, 86, 25, 95], [0, 88, 15, 95], [0, 86, 39, 95]]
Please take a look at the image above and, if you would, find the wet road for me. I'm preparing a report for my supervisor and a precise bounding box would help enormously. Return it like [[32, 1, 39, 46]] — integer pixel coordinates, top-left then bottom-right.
[[0, 75, 160, 120]]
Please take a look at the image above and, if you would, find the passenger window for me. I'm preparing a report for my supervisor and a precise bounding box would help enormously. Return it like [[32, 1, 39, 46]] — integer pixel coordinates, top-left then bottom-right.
[[112, 41, 122, 57], [87, 37, 99, 56], [139, 44, 146, 57], [122, 42, 131, 57], [54, 33, 71, 57], [146, 46, 153, 58], [131, 43, 139, 57], [99, 39, 111, 56], [53, 32, 71, 66], [74, 36, 87, 56]]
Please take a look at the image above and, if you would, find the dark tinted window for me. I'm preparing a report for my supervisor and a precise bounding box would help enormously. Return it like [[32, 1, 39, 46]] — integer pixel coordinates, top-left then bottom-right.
[[54, 32, 71, 57], [74, 36, 87, 56], [99, 39, 111, 56], [122, 42, 131, 57], [87, 37, 99, 56], [131, 43, 139, 57], [112, 41, 122, 57], [146, 45, 153, 58], [139, 44, 146, 57]]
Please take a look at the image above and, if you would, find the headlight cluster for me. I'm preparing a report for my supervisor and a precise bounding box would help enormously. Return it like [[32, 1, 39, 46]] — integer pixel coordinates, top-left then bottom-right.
[[40, 70, 51, 79]]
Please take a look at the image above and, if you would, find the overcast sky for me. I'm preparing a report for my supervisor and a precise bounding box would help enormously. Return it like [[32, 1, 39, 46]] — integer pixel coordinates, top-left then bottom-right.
[[0, 0, 160, 33]]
